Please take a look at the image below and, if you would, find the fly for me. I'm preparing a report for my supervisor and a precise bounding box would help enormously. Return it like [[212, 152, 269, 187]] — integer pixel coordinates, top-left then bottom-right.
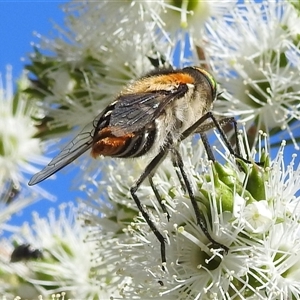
[[10, 244, 43, 262], [29, 66, 249, 265]]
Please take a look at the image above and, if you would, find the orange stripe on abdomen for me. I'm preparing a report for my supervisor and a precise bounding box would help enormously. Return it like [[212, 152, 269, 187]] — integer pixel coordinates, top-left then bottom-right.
[[91, 127, 134, 157]]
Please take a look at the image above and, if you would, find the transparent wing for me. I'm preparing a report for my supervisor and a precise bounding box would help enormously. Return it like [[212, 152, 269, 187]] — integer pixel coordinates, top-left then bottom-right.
[[110, 92, 164, 136], [28, 116, 101, 186], [110, 84, 188, 136]]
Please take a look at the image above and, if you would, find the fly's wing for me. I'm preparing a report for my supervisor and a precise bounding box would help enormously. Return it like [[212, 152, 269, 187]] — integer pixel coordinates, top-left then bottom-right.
[[28, 113, 103, 186], [110, 84, 188, 136]]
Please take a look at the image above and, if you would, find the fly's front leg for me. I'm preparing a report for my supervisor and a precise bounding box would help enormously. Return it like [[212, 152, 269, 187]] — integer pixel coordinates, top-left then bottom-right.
[[200, 132, 215, 162], [180, 113, 254, 165], [170, 148, 229, 254]]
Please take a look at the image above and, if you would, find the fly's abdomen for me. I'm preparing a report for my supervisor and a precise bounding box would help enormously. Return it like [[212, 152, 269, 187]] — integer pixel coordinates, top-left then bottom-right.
[[91, 126, 156, 158]]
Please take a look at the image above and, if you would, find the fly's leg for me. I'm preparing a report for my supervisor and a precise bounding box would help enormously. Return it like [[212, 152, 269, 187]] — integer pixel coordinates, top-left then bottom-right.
[[207, 114, 243, 159], [180, 113, 252, 164], [171, 134, 214, 196], [148, 176, 170, 221], [170, 157, 187, 193], [170, 147, 229, 254], [130, 114, 242, 264], [196, 116, 263, 167], [130, 149, 169, 265], [195, 116, 234, 135], [200, 132, 215, 161]]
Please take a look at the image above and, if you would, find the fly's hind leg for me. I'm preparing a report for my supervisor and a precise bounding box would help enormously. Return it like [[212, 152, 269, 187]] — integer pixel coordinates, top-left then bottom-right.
[[130, 148, 169, 265], [148, 176, 170, 220]]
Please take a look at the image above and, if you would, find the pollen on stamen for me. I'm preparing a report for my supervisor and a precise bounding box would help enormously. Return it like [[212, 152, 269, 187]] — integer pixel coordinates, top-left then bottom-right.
[[177, 226, 185, 233]]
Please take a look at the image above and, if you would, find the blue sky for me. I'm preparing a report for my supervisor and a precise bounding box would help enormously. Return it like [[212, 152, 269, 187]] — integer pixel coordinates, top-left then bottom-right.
[[0, 2, 66, 78], [0, 2, 72, 228]]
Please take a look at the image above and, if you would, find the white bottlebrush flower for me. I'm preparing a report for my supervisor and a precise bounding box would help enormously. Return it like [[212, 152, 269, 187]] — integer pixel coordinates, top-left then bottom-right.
[[248, 220, 300, 299], [202, 1, 300, 149], [4, 202, 130, 299], [14, 1, 300, 297], [84, 127, 300, 299], [160, 0, 213, 30], [0, 190, 42, 234], [78, 137, 206, 235], [237, 199, 273, 234], [158, 0, 236, 41], [0, 66, 52, 203], [28, 1, 170, 136], [153, 0, 237, 69], [0, 238, 44, 299]]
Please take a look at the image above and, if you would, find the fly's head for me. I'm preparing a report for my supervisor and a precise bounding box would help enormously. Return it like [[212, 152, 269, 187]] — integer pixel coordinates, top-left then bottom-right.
[[185, 67, 217, 113]]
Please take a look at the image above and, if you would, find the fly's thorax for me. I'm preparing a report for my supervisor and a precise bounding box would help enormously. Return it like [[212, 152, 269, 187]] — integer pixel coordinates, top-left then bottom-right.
[[165, 67, 216, 133], [156, 81, 211, 140], [174, 83, 209, 131], [150, 89, 199, 155], [123, 71, 195, 94]]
